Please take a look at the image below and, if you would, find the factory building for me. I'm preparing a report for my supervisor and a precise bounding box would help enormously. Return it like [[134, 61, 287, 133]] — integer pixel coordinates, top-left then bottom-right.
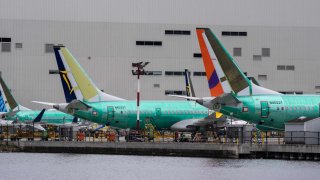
[[0, 0, 320, 109]]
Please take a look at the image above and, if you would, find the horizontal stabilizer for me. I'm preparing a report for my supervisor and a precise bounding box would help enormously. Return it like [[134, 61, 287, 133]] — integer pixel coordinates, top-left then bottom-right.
[[66, 100, 91, 111], [212, 93, 241, 106], [167, 94, 200, 101], [32, 101, 57, 106]]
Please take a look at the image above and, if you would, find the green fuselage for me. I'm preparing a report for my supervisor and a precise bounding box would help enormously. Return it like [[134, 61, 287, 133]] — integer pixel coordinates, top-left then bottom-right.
[[220, 95, 320, 130], [73, 101, 209, 129], [6, 110, 74, 124]]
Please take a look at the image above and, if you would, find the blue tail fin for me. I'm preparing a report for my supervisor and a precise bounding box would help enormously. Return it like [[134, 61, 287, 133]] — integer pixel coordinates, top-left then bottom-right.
[[54, 46, 78, 103], [33, 109, 46, 123]]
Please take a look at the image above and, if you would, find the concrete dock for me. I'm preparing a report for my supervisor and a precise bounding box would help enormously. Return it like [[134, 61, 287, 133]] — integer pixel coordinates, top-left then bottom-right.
[[2, 141, 320, 160]]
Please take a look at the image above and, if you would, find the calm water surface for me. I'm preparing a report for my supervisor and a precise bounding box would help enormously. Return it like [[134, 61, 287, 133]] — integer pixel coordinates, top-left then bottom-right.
[[0, 153, 319, 180]]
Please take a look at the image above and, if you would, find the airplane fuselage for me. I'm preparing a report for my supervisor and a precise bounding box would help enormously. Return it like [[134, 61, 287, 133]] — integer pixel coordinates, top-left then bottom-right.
[[219, 95, 320, 130], [73, 100, 209, 129], [5, 110, 74, 124]]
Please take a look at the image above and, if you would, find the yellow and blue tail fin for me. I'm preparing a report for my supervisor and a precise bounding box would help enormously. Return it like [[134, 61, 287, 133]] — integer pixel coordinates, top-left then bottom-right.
[[53, 46, 125, 102], [54, 46, 80, 103]]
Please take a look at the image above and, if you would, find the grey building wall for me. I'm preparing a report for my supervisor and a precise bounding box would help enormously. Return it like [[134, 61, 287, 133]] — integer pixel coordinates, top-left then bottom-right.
[[0, 0, 320, 109]]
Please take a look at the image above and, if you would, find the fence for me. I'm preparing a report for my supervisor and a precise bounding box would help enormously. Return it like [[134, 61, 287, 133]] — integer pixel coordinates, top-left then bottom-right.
[[1, 124, 319, 145]]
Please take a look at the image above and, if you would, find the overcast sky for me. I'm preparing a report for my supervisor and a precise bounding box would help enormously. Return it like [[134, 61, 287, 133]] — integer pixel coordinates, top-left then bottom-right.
[[0, 0, 319, 27]]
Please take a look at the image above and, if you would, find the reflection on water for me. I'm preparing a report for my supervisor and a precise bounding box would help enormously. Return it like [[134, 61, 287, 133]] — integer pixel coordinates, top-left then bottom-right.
[[0, 153, 319, 180]]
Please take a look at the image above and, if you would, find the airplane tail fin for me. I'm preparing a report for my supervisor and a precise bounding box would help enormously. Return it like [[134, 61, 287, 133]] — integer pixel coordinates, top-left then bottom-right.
[[33, 108, 46, 123], [0, 75, 29, 111], [53, 46, 125, 102], [184, 69, 196, 98], [72, 117, 78, 124], [196, 28, 279, 96]]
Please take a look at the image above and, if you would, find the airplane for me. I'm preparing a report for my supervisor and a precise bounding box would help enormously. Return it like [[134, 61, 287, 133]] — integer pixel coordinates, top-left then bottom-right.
[[183, 69, 247, 127], [34, 46, 225, 131], [173, 28, 320, 131], [0, 75, 77, 129]]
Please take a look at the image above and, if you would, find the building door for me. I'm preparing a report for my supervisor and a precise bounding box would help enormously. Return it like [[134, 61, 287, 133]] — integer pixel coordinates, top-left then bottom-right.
[[260, 101, 269, 118]]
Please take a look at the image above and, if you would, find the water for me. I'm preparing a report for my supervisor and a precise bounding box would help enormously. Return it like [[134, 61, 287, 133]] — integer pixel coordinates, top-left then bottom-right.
[[0, 153, 319, 180]]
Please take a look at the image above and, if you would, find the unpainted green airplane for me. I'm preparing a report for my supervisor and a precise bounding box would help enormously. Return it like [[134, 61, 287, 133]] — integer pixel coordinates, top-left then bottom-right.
[[34, 46, 221, 131], [172, 28, 320, 131], [0, 75, 77, 130]]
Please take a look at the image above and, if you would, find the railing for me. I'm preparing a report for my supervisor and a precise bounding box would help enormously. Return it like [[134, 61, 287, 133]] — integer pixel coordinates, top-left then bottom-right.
[[0, 124, 319, 145]]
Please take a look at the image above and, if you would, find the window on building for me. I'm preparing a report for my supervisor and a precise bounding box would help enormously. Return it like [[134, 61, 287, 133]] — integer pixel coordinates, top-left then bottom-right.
[[253, 55, 262, 61], [136, 41, 144, 45], [193, 72, 206, 76], [136, 41, 162, 46], [315, 86, 320, 90], [154, 84, 160, 88], [145, 41, 153, 45], [165, 90, 187, 95], [233, 47, 242, 56], [239, 32, 247, 36], [222, 31, 231, 36], [165, 30, 191, 35], [193, 53, 202, 58], [153, 41, 162, 46], [222, 31, 247, 36], [165, 30, 174, 34], [277, 65, 286, 70], [231, 32, 238, 36], [45, 44, 54, 53], [165, 71, 185, 76], [145, 71, 162, 75], [1, 43, 11, 52], [286, 65, 295, 71], [15, 43, 23, 49], [49, 70, 59, 74], [262, 48, 270, 57], [258, 75, 267, 80], [0, 38, 11, 42]]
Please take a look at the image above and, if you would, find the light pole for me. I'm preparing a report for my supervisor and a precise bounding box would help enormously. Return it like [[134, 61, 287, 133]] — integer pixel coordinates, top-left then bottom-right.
[[132, 62, 149, 131]]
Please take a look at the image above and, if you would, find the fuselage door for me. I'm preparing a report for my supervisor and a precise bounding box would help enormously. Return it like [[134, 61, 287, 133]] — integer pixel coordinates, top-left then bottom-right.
[[260, 101, 269, 118], [107, 106, 114, 122], [155, 108, 161, 117]]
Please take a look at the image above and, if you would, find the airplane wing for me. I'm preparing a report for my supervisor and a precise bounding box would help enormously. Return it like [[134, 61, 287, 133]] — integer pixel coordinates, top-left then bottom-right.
[[0, 119, 13, 125], [170, 113, 225, 131], [25, 123, 46, 131]]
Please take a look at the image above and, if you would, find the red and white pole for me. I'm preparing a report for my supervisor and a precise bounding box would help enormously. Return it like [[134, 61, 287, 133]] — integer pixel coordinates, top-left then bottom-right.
[[136, 70, 140, 130]]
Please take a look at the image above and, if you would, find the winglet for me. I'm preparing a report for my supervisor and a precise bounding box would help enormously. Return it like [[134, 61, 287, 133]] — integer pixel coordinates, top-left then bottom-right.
[[72, 117, 78, 123], [33, 108, 46, 123]]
